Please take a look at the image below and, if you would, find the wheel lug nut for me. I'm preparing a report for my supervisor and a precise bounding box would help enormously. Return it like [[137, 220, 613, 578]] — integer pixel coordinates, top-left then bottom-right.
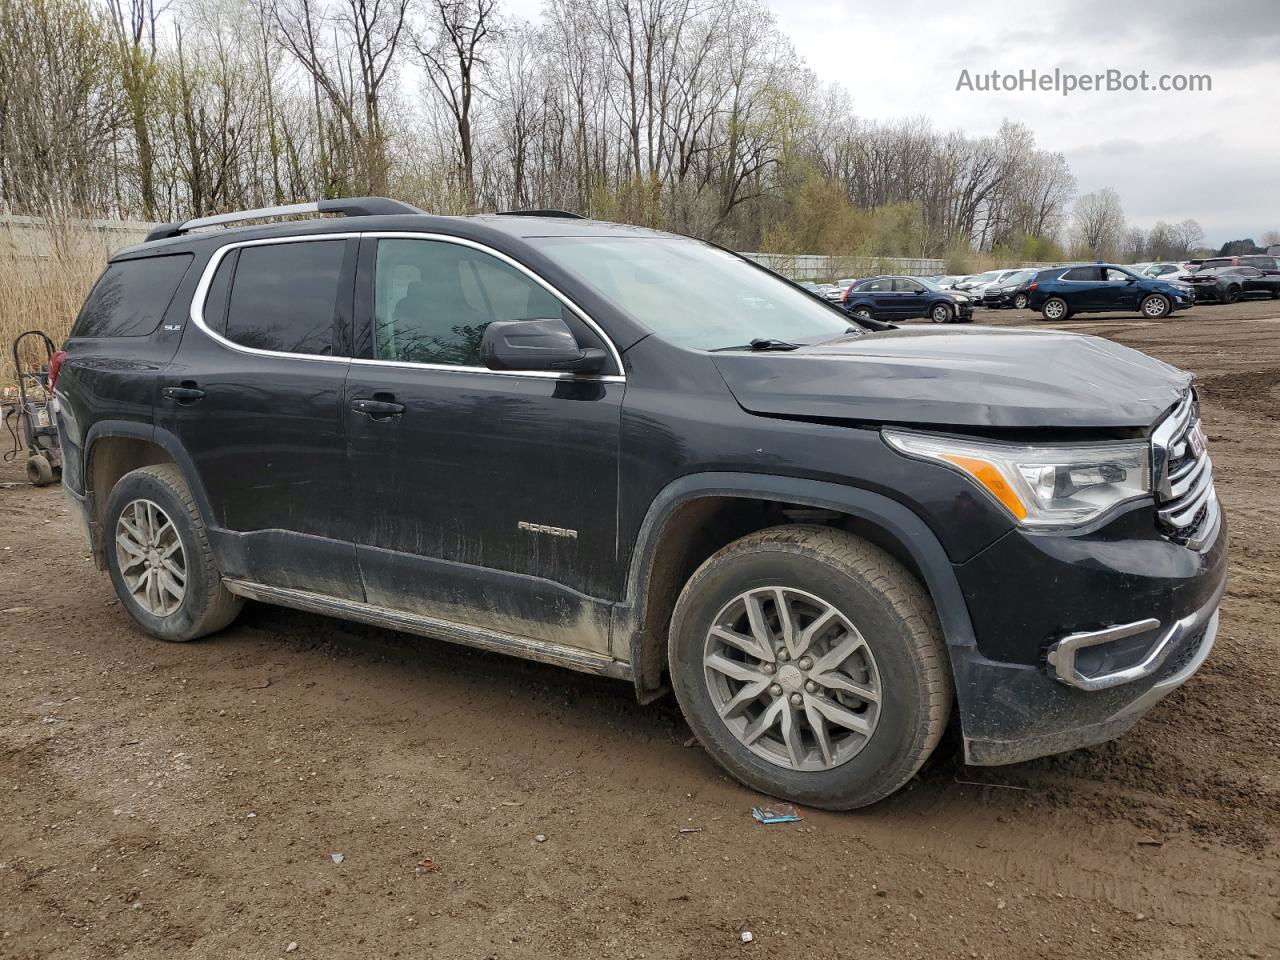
[[798, 656, 812, 670], [776, 649, 790, 662], [805, 680, 818, 694], [789, 693, 802, 706], [769, 684, 783, 697], [762, 662, 775, 674]]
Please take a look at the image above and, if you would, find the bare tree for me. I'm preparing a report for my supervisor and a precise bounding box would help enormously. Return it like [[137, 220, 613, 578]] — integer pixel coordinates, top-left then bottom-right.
[[1170, 218, 1205, 258], [1071, 188, 1125, 260], [415, 0, 497, 210]]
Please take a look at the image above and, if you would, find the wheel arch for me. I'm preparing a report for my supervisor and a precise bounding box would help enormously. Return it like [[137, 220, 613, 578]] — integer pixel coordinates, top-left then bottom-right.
[[617, 472, 978, 704], [82, 422, 214, 565]]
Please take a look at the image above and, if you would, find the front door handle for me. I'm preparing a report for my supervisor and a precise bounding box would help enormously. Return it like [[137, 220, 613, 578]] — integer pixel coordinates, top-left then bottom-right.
[[351, 397, 405, 420], [162, 384, 205, 403]]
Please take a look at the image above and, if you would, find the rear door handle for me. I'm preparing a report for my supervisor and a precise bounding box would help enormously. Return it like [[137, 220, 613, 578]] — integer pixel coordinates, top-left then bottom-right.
[[162, 385, 205, 403], [351, 398, 405, 420]]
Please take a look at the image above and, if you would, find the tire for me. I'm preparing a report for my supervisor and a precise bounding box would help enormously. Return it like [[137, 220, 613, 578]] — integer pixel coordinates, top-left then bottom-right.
[[1272, 289, 1280, 300], [668, 525, 952, 810], [1013, 293, 1029, 310], [929, 302, 954, 324], [26, 454, 54, 486], [1218, 286, 1240, 305], [851, 306, 874, 321], [103, 464, 243, 642], [1040, 296, 1069, 321], [1141, 293, 1172, 318]]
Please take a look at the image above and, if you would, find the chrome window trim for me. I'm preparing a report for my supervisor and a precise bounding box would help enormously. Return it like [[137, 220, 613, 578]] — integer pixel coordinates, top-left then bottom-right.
[[189, 230, 627, 382], [189, 232, 360, 365]]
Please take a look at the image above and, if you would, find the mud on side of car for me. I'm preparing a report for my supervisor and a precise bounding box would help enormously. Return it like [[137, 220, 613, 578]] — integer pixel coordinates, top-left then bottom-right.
[[55, 198, 1227, 809]]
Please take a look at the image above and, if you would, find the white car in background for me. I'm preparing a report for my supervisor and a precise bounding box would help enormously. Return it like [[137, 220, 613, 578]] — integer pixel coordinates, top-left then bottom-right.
[[1143, 262, 1193, 282]]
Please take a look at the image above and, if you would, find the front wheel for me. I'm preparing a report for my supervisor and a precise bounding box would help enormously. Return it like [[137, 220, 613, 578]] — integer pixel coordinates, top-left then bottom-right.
[[930, 303, 954, 324], [1040, 296, 1069, 321], [1218, 286, 1240, 305], [103, 464, 243, 642], [1141, 293, 1172, 318], [668, 526, 952, 810]]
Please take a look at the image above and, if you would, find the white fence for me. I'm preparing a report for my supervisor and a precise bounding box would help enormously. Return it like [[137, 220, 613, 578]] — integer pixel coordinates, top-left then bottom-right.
[[743, 252, 946, 280], [0, 215, 154, 263]]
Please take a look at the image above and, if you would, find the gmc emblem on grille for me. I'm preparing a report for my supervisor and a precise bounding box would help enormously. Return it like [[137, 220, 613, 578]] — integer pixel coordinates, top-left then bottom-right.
[[1189, 423, 1207, 458], [517, 521, 578, 540]]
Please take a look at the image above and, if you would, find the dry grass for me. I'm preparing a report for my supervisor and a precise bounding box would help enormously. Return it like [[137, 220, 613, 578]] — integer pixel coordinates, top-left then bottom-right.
[[0, 254, 102, 385]]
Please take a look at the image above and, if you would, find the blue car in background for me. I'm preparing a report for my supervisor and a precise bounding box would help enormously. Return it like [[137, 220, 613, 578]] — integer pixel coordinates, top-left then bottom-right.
[[1027, 264, 1195, 321], [843, 275, 975, 323]]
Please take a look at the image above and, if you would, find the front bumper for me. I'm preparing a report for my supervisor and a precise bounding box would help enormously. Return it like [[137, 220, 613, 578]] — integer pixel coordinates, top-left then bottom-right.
[[949, 501, 1228, 766]]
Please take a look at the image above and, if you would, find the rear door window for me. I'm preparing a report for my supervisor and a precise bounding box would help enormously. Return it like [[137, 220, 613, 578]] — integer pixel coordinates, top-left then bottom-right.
[[223, 241, 346, 355], [72, 254, 193, 338]]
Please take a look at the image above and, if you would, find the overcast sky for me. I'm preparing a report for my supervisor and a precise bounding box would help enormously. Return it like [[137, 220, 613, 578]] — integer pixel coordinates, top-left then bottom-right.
[[507, 0, 1278, 247], [771, 0, 1278, 246]]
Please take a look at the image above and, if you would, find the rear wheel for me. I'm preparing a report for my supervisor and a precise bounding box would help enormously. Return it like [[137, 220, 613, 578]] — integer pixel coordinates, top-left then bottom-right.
[[1041, 296, 1069, 321], [1218, 286, 1241, 305], [668, 526, 952, 810], [103, 464, 242, 642], [851, 306, 874, 322], [1141, 293, 1172, 318], [1013, 293, 1029, 310], [930, 303, 954, 324]]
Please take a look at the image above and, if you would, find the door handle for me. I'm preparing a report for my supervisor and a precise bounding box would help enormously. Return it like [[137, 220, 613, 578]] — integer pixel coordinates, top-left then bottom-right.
[[351, 397, 405, 420], [162, 384, 205, 403]]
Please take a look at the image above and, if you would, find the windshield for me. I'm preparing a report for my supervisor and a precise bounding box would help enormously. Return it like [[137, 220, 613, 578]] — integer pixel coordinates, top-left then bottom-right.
[[532, 236, 856, 350]]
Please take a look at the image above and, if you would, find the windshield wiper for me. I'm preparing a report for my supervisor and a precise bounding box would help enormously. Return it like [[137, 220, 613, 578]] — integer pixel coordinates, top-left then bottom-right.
[[711, 338, 802, 352]]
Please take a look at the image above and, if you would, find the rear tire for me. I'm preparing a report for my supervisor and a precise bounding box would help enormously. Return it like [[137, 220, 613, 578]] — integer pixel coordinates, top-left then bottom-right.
[[668, 525, 952, 810], [1013, 293, 1029, 310], [1040, 296, 1069, 321], [851, 306, 874, 321], [1219, 286, 1240, 305], [103, 464, 243, 642]]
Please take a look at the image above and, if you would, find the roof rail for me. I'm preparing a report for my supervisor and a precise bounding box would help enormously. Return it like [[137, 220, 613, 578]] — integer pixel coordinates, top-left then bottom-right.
[[144, 197, 424, 242], [498, 208, 585, 219]]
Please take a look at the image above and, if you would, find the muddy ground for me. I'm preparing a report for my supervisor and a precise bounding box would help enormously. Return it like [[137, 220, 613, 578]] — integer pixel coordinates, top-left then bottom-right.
[[2, 298, 1278, 960]]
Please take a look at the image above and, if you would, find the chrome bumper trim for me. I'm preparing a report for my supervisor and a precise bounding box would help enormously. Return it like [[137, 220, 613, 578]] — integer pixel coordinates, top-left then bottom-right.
[[1046, 617, 1166, 691]]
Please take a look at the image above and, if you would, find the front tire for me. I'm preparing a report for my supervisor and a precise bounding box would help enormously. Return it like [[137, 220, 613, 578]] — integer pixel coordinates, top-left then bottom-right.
[[1141, 293, 1172, 318], [668, 526, 952, 810], [930, 303, 954, 324], [103, 464, 243, 642], [1218, 286, 1240, 305], [1040, 296, 1069, 321]]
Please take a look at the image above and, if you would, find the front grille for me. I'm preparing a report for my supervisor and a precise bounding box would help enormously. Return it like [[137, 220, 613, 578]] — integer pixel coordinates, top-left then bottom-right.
[[1152, 393, 1218, 547]]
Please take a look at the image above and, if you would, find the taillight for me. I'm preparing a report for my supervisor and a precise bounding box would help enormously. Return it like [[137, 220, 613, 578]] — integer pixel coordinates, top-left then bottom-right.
[[47, 350, 67, 390], [842, 287, 851, 303], [1028, 282, 1038, 291]]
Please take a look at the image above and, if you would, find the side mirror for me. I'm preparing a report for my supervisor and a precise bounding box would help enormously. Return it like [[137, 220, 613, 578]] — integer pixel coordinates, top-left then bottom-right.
[[481, 317, 606, 374]]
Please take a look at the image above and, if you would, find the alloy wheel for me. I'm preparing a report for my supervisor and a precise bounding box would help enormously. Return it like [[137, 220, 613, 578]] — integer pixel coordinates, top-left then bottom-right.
[[1044, 299, 1066, 320], [115, 498, 187, 616], [702, 586, 882, 772]]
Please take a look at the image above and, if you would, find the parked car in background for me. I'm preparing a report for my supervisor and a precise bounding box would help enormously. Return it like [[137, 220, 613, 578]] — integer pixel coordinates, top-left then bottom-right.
[[982, 269, 1038, 309], [922, 275, 964, 290], [1143, 262, 1193, 282], [843, 275, 974, 323], [1027, 264, 1195, 320], [955, 269, 1024, 300], [1184, 266, 1280, 303], [1189, 255, 1280, 275], [824, 279, 858, 303]]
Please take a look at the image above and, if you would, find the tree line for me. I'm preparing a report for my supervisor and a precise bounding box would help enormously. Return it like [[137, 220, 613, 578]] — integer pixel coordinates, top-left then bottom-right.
[[0, 0, 1241, 263]]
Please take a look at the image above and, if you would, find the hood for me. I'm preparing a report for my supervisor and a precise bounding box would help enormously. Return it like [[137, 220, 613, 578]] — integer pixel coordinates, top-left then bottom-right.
[[712, 326, 1192, 430]]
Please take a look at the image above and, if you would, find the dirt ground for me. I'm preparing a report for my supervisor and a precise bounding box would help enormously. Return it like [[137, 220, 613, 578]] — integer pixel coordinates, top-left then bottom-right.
[[2, 298, 1278, 960]]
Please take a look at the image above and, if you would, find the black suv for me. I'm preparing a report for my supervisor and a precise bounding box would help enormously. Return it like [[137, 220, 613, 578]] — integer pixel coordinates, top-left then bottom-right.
[[55, 198, 1227, 809]]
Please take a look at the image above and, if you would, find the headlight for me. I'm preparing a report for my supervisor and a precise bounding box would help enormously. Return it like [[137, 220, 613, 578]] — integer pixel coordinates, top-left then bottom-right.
[[883, 430, 1151, 527]]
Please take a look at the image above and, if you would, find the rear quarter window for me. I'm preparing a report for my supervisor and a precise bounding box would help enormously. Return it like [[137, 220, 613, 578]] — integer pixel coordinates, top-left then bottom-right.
[[71, 254, 193, 338]]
